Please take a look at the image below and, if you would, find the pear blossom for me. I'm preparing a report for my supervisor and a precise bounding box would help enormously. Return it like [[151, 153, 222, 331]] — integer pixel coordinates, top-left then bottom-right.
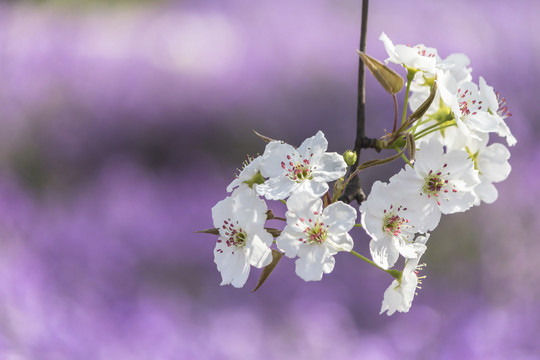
[[360, 181, 436, 270], [256, 131, 347, 200], [408, 53, 472, 116], [465, 134, 512, 205], [276, 191, 356, 281], [390, 139, 480, 215], [380, 235, 429, 316], [479, 76, 517, 146], [226, 155, 263, 192], [212, 186, 273, 288], [437, 70, 500, 139], [379, 32, 439, 73]]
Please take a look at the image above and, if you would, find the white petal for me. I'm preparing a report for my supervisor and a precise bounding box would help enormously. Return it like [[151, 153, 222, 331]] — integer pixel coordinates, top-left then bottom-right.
[[211, 196, 235, 230], [295, 244, 334, 281], [245, 229, 273, 268], [296, 130, 328, 164], [369, 237, 399, 270], [475, 182, 498, 204], [322, 201, 357, 233], [276, 227, 303, 258], [326, 232, 354, 252], [312, 152, 347, 182], [230, 252, 250, 288], [256, 176, 295, 200], [259, 141, 295, 178]]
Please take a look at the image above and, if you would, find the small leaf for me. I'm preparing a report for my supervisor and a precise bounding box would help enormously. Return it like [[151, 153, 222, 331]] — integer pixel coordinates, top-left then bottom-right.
[[252, 250, 283, 293], [195, 228, 220, 235], [358, 51, 404, 95], [253, 130, 277, 143]]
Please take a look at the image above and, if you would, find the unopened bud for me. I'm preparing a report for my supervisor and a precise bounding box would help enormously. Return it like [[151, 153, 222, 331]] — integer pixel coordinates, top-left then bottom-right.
[[343, 150, 357, 166]]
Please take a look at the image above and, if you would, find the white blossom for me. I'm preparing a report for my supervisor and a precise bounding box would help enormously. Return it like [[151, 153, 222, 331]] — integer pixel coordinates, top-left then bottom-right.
[[276, 191, 356, 281], [379, 32, 439, 73], [479, 76, 517, 146], [360, 181, 435, 270], [390, 139, 480, 215], [226, 155, 263, 193], [256, 131, 347, 200], [380, 234, 429, 316], [437, 70, 500, 140], [212, 186, 273, 288]]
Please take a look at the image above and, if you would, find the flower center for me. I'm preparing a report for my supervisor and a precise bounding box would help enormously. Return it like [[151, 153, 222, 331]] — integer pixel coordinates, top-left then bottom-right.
[[296, 212, 329, 245], [281, 154, 314, 182], [421, 166, 457, 206], [382, 204, 411, 237], [384, 214, 408, 236], [496, 91, 512, 119], [415, 46, 436, 58], [219, 218, 247, 248], [424, 174, 446, 193], [306, 222, 328, 244], [457, 87, 483, 117]]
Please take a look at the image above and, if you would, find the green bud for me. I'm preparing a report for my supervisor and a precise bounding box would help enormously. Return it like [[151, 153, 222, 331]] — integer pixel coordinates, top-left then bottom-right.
[[342, 150, 357, 166]]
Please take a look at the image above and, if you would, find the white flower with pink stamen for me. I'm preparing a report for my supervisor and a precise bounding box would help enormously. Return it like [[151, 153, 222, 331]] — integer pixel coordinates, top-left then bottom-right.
[[390, 139, 480, 215], [256, 131, 347, 200], [438, 70, 500, 140], [276, 191, 356, 281], [379, 32, 440, 73], [479, 76, 517, 146], [380, 234, 429, 316], [211, 186, 273, 288], [360, 181, 436, 270]]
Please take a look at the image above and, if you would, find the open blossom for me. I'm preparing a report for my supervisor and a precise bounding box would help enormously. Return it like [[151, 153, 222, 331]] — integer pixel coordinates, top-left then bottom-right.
[[211, 186, 273, 288], [360, 181, 436, 270], [437, 70, 500, 140], [256, 131, 347, 200], [466, 134, 512, 205], [380, 235, 429, 316], [479, 76, 517, 146], [226, 155, 263, 192], [276, 191, 356, 281], [390, 139, 480, 215], [379, 32, 439, 73]]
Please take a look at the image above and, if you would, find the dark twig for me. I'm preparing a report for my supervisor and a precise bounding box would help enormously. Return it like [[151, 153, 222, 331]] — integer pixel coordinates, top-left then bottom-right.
[[339, 0, 370, 205]]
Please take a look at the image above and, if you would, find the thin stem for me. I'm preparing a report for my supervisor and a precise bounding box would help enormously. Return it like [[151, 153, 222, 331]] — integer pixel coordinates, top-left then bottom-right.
[[395, 146, 413, 168], [392, 94, 398, 132], [401, 74, 413, 125], [350, 250, 401, 279], [415, 121, 456, 140]]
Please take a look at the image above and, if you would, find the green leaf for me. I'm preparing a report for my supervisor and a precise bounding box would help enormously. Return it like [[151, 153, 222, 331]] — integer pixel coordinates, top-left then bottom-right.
[[253, 130, 278, 143], [358, 51, 404, 95], [252, 250, 283, 292], [195, 228, 220, 235]]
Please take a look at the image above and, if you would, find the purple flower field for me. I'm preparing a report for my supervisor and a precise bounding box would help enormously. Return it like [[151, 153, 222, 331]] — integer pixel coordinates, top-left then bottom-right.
[[0, 1, 539, 359]]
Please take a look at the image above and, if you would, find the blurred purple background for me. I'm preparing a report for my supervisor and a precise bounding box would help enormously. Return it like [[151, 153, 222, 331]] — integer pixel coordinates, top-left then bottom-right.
[[0, 0, 538, 359]]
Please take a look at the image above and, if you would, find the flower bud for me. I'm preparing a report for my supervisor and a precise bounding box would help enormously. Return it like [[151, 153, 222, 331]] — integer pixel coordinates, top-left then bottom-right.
[[342, 150, 357, 166]]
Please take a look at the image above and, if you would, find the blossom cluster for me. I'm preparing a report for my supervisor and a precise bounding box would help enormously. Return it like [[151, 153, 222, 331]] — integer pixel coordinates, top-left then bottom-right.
[[204, 33, 515, 316], [212, 131, 356, 286]]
